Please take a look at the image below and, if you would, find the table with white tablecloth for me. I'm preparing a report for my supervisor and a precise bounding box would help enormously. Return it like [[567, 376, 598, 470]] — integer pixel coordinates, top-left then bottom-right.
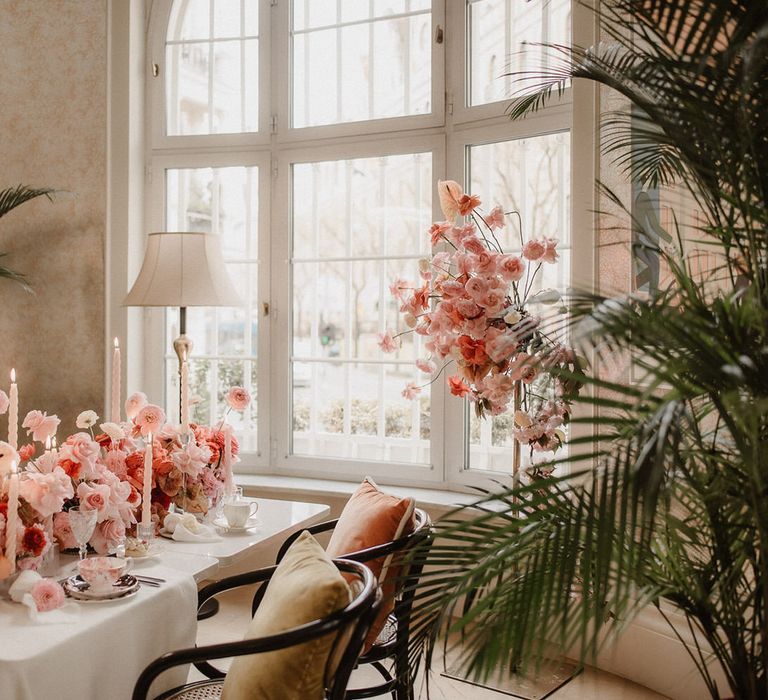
[[0, 566, 197, 700], [0, 495, 331, 700]]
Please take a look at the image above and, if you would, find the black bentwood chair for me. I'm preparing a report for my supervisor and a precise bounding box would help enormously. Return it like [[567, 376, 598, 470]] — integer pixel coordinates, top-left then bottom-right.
[[132, 559, 379, 700], [267, 509, 433, 700]]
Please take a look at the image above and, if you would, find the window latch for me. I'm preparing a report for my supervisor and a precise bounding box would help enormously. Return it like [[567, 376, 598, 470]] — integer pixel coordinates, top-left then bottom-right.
[[262, 302, 270, 317], [152, 62, 160, 78], [435, 25, 444, 44]]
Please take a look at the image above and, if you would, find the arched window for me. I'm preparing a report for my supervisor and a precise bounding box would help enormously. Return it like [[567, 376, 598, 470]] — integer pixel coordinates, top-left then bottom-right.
[[145, 0, 590, 488]]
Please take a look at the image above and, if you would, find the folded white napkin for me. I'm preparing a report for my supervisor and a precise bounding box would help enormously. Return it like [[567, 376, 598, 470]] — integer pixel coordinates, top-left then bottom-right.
[[9, 571, 80, 624], [164, 513, 221, 543]]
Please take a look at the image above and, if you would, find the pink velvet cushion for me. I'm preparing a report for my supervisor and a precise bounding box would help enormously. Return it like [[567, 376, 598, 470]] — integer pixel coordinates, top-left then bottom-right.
[[325, 477, 415, 650]]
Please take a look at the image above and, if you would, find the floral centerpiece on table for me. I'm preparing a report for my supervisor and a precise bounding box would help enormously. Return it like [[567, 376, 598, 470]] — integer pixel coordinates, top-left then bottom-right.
[[379, 180, 584, 470], [16, 410, 140, 555]]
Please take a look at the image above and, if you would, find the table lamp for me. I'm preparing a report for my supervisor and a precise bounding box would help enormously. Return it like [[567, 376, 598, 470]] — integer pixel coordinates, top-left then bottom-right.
[[124, 231, 242, 413]]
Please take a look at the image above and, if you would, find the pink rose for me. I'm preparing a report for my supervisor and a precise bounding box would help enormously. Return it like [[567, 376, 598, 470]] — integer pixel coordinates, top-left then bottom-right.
[[59, 433, 102, 480], [21, 411, 61, 443], [90, 519, 126, 555], [53, 512, 77, 550], [522, 239, 546, 261], [135, 404, 166, 437], [30, 578, 66, 612], [125, 392, 148, 420], [377, 330, 400, 353], [225, 386, 251, 412], [0, 390, 8, 415], [497, 255, 526, 282], [19, 468, 74, 518], [474, 252, 496, 275], [76, 481, 112, 521], [105, 449, 128, 479]]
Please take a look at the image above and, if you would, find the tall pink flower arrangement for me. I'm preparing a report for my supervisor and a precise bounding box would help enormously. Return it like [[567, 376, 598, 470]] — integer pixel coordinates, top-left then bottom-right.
[[380, 180, 584, 457]]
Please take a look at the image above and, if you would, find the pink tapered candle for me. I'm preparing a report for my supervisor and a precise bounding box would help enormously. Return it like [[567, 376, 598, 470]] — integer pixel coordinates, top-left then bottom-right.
[[8, 369, 18, 450], [111, 338, 121, 423], [224, 425, 234, 497], [5, 462, 19, 574], [180, 356, 190, 434], [141, 434, 153, 527]]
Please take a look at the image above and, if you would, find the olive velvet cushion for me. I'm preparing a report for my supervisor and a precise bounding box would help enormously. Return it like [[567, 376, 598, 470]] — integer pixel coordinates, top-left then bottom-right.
[[325, 477, 415, 650], [222, 531, 352, 700]]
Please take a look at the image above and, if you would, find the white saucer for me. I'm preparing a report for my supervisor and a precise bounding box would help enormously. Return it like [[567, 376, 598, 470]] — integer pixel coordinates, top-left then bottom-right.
[[125, 541, 165, 559], [62, 574, 140, 602], [213, 515, 260, 533]]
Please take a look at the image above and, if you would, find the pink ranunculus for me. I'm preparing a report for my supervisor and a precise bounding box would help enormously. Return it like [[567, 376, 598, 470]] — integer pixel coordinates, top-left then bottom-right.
[[477, 289, 506, 315], [509, 352, 540, 384], [226, 386, 251, 412], [454, 298, 481, 319], [437, 180, 464, 220], [21, 411, 61, 444], [446, 224, 475, 248], [105, 449, 128, 478], [30, 578, 66, 612], [485, 206, 505, 230], [76, 481, 112, 522], [462, 236, 486, 256], [401, 383, 421, 400], [486, 331, 519, 364], [135, 404, 166, 437], [0, 390, 8, 415], [90, 519, 126, 555], [522, 239, 546, 261], [430, 251, 451, 273], [124, 392, 148, 420], [541, 237, 559, 263], [377, 330, 400, 353], [53, 512, 77, 550], [474, 251, 497, 275], [439, 280, 466, 299], [465, 276, 490, 304], [497, 254, 526, 282], [19, 467, 74, 518]]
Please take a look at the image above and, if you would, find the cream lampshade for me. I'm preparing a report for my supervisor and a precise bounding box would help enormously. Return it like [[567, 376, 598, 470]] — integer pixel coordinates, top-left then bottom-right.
[[124, 231, 242, 392]]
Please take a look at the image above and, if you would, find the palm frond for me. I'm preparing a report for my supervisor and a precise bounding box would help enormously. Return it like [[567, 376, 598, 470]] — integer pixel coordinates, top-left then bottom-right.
[[0, 185, 55, 219]]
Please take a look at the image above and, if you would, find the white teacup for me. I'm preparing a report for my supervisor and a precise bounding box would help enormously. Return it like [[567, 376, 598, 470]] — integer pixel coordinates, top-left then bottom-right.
[[78, 556, 133, 593], [223, 501, 258, 528]]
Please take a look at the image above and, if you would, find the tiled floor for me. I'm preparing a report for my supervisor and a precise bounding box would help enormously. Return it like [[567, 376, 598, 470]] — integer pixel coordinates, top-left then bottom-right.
[[195, 586, 669, 699]]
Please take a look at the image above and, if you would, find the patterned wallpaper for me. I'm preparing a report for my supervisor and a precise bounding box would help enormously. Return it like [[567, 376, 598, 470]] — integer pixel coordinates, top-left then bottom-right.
[[0, 0, 107, 433]]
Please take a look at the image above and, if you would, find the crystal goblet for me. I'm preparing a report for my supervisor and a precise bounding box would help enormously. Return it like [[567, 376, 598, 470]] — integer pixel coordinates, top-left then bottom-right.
[[68, 507, 97, 560]]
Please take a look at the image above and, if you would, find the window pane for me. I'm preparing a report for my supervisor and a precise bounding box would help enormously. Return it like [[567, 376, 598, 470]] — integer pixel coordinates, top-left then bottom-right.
[[166, 0, 258, 135], [291, 153, 432, 464], [292, 1, 432, 128], [467, 0, 571, 106], [465, 132, 571, 472], [165, 166, 259, 452]]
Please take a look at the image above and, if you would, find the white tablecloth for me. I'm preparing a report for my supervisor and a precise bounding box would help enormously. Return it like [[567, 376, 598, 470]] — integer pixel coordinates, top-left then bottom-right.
[[0, 566, 198, 700]]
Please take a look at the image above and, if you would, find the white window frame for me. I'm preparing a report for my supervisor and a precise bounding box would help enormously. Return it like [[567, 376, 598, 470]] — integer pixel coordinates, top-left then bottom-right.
[[141, 0, 597, 491]]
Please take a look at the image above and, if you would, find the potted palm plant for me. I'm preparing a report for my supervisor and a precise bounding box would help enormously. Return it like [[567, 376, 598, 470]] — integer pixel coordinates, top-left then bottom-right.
[[0, 185, 55, 290], [407, 2, 768, 698]]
